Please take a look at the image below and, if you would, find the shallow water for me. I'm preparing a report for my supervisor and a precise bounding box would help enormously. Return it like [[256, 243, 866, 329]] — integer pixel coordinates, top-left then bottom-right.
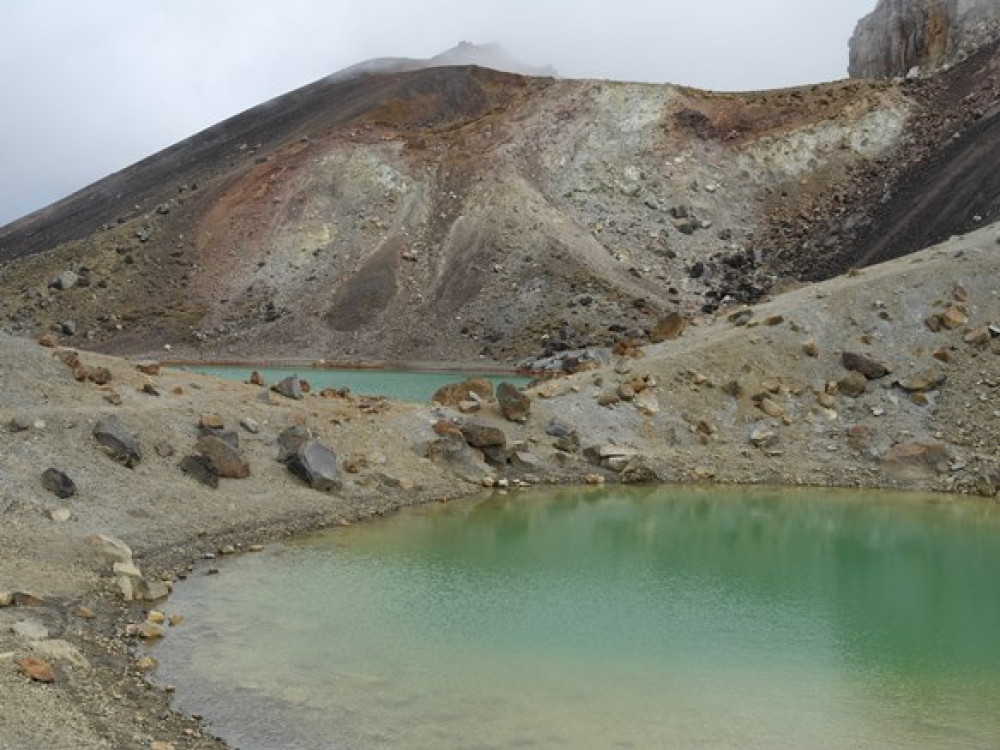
[[175, 365, 530, 403], [153, 487, 1000, 749]]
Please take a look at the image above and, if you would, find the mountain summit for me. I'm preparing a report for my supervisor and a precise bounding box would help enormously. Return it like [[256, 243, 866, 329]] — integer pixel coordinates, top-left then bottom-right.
[[331, 41, 557, 81]]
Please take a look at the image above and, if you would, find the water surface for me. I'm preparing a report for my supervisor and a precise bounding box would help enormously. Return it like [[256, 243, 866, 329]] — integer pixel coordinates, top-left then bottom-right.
[[175, 365, 530, 403], [153, 487, 1000, 749]]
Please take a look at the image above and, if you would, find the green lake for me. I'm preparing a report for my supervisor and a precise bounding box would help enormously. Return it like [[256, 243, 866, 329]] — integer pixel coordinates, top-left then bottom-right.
[[151, 487, 1000, 749], [173, 365, 531, 403]]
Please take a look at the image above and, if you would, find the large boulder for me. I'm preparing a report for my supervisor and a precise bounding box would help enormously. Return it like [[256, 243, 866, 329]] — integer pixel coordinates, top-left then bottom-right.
[[287, 440, 341, 492], [426, 430, 492, 483], [93, 416, 142, 467], [431, 378, 494, 407], [194, 435, 251, 479], [460, 422, 507, 448], [271, 376, 303, 400], [496, 382, 531, 423]]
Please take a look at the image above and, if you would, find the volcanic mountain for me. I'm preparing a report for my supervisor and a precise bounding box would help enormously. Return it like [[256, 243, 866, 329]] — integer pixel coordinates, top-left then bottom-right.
[[1, 39, 999, 363]]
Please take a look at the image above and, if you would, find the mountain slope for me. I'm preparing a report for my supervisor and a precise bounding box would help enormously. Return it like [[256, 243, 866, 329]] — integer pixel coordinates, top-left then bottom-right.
[[1, 38, 998, 364]]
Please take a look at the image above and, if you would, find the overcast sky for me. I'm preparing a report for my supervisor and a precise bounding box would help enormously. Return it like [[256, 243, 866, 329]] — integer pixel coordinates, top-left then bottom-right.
[[0, 0, 875, 226]]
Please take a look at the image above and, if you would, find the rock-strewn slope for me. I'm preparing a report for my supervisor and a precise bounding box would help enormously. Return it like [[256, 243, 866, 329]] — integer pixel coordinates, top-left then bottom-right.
[[849, 0, 1000, 79], [0, 63, 912, 363]]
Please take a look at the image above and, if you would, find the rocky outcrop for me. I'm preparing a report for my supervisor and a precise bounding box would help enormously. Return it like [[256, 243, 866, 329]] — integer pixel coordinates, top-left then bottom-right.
[[849, 0, 1000, 79]]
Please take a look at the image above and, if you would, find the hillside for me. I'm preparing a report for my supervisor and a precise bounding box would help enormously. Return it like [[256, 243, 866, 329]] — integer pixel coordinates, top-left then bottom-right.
[[2, 37, 999, 365]]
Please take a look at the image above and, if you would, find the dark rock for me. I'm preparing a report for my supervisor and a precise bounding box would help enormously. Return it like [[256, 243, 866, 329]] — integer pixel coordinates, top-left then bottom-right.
[[8, 417, 31, 433], [271, 376, 303, 400], [460, 422, 507, 448], [277, 425, 312, 463], [60, 320, 77, 336], [195, 436, 250, 479], [431, 378, 494, 406], [842, 351, 891, 379], [41, 468, 76, 499], [93, 416, 142, 467], [497, 382, 531, 423], [287, 440, 341, 492], [546, 419, 575, 439], [179, 454, 219, 489]]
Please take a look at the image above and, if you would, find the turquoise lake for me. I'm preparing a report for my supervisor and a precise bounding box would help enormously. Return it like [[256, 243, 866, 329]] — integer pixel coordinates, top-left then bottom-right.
[[152, 487, 1000, 749], [172, 365, 531, 403]]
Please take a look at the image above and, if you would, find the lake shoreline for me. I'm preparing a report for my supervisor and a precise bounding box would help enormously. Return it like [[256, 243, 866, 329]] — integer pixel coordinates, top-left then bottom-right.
[[2, 232, 1000, 749]]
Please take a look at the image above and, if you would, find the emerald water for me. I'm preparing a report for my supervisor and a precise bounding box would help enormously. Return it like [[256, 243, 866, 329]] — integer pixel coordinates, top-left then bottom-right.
[[174, 365, 530, 402], [152, 487, 1000, 749]]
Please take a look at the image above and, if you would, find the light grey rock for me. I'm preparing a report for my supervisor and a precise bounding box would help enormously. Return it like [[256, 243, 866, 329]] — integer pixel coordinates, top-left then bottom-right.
[[86, 534, 133, 566], [11, 620, 49, 640], [272, 376, 303, 400]]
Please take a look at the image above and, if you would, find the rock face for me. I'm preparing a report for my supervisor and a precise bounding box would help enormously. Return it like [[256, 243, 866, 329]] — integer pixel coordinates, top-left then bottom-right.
[[849, 0, 1000, 79]]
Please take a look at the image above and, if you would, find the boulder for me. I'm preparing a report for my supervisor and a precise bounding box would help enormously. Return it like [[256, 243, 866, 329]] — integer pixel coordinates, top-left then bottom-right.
[[93, 416, 141, 467], [497, 382, 531, 423], [842, 351, 891, 380], [838, 371, 868, 398], [460, 422, 507, 448], [884, 441, 953, 479], [86, 534, 133, 566], [649, 312, 687, 343], [40, 468, 76, 499], [963, 325, 991, 347], [277, 425, 312, 463], [635, 389, 660, 416], [179, 454, 219, 489], [287, 440, 341, 492], [427, 431, 492, 483], [621, 457, 659, 484], [18, 657, 54, 683], [584, 444, 640, 468], [271, 376, 303, 400], [546, 419, 575, 438], [895, 369, 947, 393], [53, 270, 79, 291], [195, 435, 250, 478], [431, 378, 494, 407], [940, 306, 969, 330], [198, 413, 224, 430]]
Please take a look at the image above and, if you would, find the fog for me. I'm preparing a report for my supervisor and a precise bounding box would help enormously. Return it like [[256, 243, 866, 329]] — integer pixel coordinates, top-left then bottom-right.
[[0, 0, 875, 226]]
